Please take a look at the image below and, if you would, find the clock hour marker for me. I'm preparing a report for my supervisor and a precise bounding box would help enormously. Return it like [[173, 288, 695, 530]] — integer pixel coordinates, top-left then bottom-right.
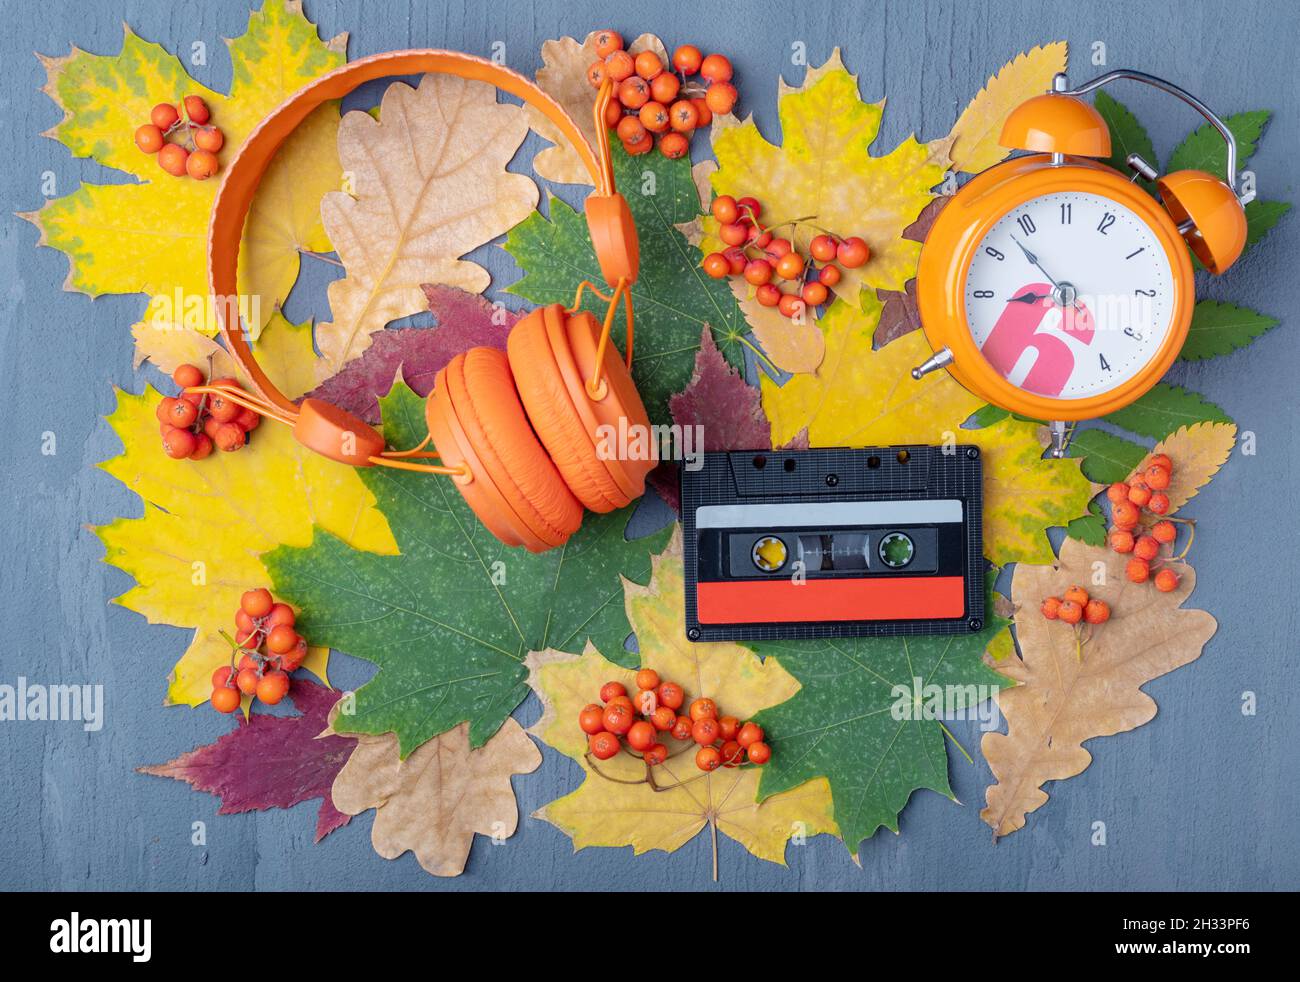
[[1125, 247, 1145, 259]]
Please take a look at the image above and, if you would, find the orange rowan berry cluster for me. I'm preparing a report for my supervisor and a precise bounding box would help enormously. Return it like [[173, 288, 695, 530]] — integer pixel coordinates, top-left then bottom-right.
[[702, 195, 870, 320], [156, 363, 260, 460], [209, 589, 309, 713], [134, 96, 223, 180], [1041, 584, 1110, 626], [1106, 453, 1183, 592], [587, 31, 737, 159], [580, 670, 771, 774]]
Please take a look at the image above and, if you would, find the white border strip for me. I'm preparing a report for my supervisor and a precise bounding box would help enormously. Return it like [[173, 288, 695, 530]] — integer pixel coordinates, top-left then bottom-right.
[[695, 499, 963, 529]]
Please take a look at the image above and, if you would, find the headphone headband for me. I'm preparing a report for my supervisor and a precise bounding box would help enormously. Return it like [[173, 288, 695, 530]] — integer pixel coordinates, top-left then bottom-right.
[[208, 49, 630, 413]]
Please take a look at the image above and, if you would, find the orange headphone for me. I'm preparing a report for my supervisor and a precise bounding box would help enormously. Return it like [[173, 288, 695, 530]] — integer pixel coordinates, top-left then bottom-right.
[[197, 50, 656, 553]]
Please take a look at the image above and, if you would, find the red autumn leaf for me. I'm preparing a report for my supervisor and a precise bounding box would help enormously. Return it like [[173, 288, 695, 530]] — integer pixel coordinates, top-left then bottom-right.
[[306, 285, 521, 423], [647, 326, 790, 511], [138, 680, 355, 842]]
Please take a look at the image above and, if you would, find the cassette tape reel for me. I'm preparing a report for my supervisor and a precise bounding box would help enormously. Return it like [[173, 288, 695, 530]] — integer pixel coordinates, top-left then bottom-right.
[[681, 447, 985, 642]]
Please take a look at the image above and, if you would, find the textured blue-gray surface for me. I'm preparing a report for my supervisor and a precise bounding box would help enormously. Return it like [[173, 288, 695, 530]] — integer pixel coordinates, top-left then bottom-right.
[[1, 0, 1297, 891]]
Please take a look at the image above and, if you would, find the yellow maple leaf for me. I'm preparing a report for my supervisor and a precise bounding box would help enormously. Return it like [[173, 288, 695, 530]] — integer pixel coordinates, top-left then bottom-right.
[[95, 316, 397, 706], [315, 73, 538, 371], [762, 300, 1092, 566], [946, 43, 1069, 174], [529, 533, 838, 873], [26, 0, 346, 337], [701, 49, 951, 309]]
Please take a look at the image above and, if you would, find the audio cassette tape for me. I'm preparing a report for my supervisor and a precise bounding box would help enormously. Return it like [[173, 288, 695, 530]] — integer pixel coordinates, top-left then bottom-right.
[[681, 446, 984, 642]]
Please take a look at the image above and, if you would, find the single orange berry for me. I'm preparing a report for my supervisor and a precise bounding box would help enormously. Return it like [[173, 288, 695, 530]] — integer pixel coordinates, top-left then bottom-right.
[[639, 101, 670, 133], [162, 427, 197, 459], [241, 588, 274, 618], [602, 703, 633, 735], [1145, 464, 1171, 490], [711, 194, 739, 224], [606, 694, 634, 712], [775, 251, 804, 280], [635, 668, 660, 691], [210, 685, 241, 714], [186, 148, 219, 181], [720, 740, 744, 767], [214, 422, 245, 452], [151, 102, 180, 130], [1057, 599, 1084, 625], [702, 252, 730, 278], [673, 44, 703, 74], [578, 704, 606, 735], [802, 281, 829, 306], [817, 262, 842, 286], [134, 123, 164, 154], [669, 99, 699, 132], [1126, 558, 1151, 583], [704, 81, 737, 115], [651, 706, 677, 732], [810, 234, 838, 262], [836, 236, 871, 267], [692, 717, 720, 746], [1106, 481, 1131, 504], [1109, 529, 1136, 553], [604, 49, 635, 82], [183, 95, 210, 125], [1084, 599, 1111, 624], [634, 50, 663, 80], [659, 132, 689, 158], [716, 716, 740, 741], [157, 142, 189, 176], [1154, 568, 1180, 592], [755, 283, 781, 307], [1128, 482, 1153, 507], [700, 53, 733, 82], [618, 75, 650, 109], [194, 125, 224, 152], [212, 665, 235, 689], [593, 30, 623, 58], [599, 681, 626, 703], [1063, 585, 1089, 606], [1133, 535, 1160, 561], [589, 731, 620, 760], [745, 741, 772, 765], [719, 221, 749, 246], [267, 624, 300, 655], [172, 363, 204, 389], [622, 131, 653, 156], [648, 73, 679, 106], [644, 743, 668, 766], [189, 433, 214, 460], [586, 60, 607, 88], [1040, 596, 1062, 620], [1111, 499, 1140, 529], [689, 697, 718, 721], [626, 720, 657, 752], [1151, 520, 1177, 544], [236, 667, 261, 696], [671, 715, 693, 741], [744, 259, 774, 286], [1147, 492, 1171, 515], [723, 247, 746, 275], [1148, 453, 1173, 472], [736, 721, 764, 748], [604, 98, 622, 128], [777, 293, 806, 319], [695, 746, 722, 772], [616, 115, 646, 144]]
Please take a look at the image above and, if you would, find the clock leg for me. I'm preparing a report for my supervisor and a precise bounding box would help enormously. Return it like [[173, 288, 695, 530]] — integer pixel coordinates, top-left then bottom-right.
[[1047, 419, 1072, 458]]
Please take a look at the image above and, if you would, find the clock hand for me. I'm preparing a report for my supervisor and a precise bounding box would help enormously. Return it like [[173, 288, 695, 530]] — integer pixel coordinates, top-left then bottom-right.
[[1011, 236, 1062, 289], [1005, 291, 1049, 303]]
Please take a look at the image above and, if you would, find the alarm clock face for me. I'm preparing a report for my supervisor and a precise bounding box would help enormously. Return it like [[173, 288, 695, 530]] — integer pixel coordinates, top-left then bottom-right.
[[963, 191, 1174, 399]]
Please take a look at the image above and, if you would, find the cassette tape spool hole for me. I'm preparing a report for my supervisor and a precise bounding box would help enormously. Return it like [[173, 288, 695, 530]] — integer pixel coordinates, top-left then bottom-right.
[[751, 535, 788, 573], [878, 531, 915, 569]]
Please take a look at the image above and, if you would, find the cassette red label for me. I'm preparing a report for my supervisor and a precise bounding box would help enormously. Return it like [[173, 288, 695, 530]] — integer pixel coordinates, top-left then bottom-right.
[[681, 447, 984, 642]]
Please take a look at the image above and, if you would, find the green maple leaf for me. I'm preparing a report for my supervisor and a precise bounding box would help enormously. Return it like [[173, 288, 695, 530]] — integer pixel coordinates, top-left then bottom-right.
[[1180, 300, 1279, 361], [1167, 110, 1270, 175], [264, 383, 671, 755], [751, 579, 1010, 854], [1095, 91, 1156, 184], [1069, 428, 1147, 484], [504, 142, 749, 425]]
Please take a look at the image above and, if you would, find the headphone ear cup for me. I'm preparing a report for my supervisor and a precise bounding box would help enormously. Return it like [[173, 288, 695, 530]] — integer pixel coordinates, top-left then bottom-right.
[[425, 349, 582, 552], [508, 307, 631, 513]]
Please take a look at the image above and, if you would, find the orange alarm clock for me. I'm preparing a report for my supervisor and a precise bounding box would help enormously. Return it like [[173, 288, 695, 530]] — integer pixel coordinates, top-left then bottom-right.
[[193, 50, 655, 553], [912, 69, 1253, 455]]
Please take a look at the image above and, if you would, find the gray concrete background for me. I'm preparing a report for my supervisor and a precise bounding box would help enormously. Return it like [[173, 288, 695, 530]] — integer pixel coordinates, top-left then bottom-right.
[[1, 0, 1296, 890]]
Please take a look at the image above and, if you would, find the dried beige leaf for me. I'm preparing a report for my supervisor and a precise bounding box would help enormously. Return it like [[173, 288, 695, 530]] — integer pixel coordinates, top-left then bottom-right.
[[981, 538, 1217, 838], [1126, 422, 1237, 514], [732, 279, 826, 375], [317, 74, 538, 371], [527, 32, 668, 186], [331, 719, 542, 877], [947, 42, 1069, 174]]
